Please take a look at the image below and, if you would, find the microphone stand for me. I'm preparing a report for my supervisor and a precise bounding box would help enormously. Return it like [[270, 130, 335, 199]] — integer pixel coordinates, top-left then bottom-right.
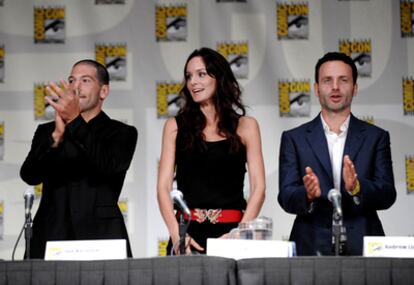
[[24, 212, 33, 259], [178, 212, 186, 255], [332, 212, 347, 256]]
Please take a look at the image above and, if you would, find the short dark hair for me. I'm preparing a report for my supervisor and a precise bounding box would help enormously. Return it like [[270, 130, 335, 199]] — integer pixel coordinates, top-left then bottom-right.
[[315, 52, 358, 84], [73, 59, 110, 85]]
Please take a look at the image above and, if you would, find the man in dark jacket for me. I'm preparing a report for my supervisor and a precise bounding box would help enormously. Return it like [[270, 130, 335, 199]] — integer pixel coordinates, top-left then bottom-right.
[[20, 59, 137, 258]]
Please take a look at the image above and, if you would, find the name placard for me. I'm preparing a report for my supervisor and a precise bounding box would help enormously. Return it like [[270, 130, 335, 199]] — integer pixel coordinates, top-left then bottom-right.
[[364, 236, 414, 258], [206, 238, 296, 259], [45, 239, 127, 260]]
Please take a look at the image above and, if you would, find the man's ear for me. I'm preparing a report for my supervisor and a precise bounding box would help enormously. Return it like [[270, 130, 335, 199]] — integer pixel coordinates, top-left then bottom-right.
[[352, 83, 358, 97], [100, 85, 109, 100], [313, 82, 319, 98]]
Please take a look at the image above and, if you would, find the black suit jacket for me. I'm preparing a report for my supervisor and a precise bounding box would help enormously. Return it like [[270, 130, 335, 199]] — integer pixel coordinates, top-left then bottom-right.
[[20, 112, 138, 258], [278, 114, 396, 255]]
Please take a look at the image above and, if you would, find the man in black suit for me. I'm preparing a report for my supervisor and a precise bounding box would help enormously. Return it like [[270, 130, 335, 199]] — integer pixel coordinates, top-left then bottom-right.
[[20, 59, 137, 258]]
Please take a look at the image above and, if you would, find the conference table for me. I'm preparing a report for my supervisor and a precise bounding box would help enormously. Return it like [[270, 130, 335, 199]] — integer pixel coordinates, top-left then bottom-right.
[[1, 255, 413, 285]]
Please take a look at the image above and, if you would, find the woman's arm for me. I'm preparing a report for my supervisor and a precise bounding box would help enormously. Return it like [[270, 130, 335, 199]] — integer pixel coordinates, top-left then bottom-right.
[[238, 116, 266, 222]]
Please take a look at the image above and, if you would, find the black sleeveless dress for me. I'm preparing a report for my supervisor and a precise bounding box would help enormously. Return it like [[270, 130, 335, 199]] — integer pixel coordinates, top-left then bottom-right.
[[169, 115, 247, 253]]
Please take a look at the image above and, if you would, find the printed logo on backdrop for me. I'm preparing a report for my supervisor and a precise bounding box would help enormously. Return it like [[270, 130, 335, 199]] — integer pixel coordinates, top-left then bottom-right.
[[156, 81, 183, 118], [217, 42, 249, 79], [0, 45, 4, 83], [95, 0, 125, 4], [118, 198, 128, 224], [34, 6, 65, 44], [400, 0, 414, 38], [360, 116, 375, 125], [158, 238, 169, 256], [339, 39, 372, 77], [403, 77, 414, 115], [0, 201, 4, 240], [34, 184, 43, 198], [0, 121, 4, 161], [277, 2, 309, 40], [34, 83, 58, 121], [278, 80, 311, 117], [155, 4, 187, 42], [406, 155, 414, 194], [95, 44, 127, 81]]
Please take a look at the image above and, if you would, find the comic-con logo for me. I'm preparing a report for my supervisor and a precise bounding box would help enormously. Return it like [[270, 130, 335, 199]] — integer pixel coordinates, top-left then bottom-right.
[[277, 2, 309, 40], [278, 80, 311, 117], [366, 242, 384, 255], [0, 121, 4, 161], [0, 45, 4, 83], [360, 116, 375, 125], [34, 6, 65, 44], [400, 1, 414, 38], [96, 44, 127, 81], [403, 77, 414, 115], [406, 155, 414, 194], [339, 39, 372, 77], [118, 198, 128, 224], [158, 238, 169, 256], [155, 4, 187, 41], [95, 0, 125, 4], [217, 42, 248, 79], [157, 81, 183, 118], [34, 83, 56, 121], [34, 184, 43, 198]]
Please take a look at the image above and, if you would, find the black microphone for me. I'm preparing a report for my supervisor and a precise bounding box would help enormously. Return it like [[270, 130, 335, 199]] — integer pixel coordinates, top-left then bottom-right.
[[328, 189, 342, 220], [170, 189, 191, 216], [24, 188, 35, 219]]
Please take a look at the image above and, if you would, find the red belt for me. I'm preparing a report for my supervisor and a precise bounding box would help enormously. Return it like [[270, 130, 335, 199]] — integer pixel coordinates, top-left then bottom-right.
[[177, 209, 243, 224]]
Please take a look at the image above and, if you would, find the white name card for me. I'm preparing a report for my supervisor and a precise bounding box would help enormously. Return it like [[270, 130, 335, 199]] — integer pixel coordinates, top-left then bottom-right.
[[45, 239, 127, 260], [206, 238, 296, 259], [364, 236, 414, 258]]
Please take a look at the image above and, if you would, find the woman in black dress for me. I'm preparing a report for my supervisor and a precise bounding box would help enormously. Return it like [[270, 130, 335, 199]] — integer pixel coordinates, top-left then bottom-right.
[[157, 47, 265, 254]]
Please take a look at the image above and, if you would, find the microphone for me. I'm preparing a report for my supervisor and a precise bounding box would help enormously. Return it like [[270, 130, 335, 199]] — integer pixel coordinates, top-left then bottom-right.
[[24, 187, 35, 219], [170, 189, 191, 216], [328, 189, 342, 220]]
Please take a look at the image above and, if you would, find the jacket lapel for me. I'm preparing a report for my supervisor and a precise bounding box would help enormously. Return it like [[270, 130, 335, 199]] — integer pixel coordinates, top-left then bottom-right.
[[305, 115, 333, 182], [343, 114, 365, 161]]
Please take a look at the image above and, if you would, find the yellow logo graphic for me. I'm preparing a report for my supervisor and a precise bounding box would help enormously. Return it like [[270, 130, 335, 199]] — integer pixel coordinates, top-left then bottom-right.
[[156, 82, 183, 118], [34, 6, 65, 44], [403, 77, 414, 115], [118, 198, 128, 224], [360, 116, 375, 125], [400, 1, 414, 37], [155, 4, 187, 41], [367, 242, 384, 255], [278, 80, 310, 117], [34, 83, 55, 121], [277, 2, 309, 40], [217, 42, 249, 79], [34, 184, 43, 198], [158, 238, 169, 256], [95, 44, 127, 81], [339, 39, 372, 77], [406, 155, 414, 194]]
